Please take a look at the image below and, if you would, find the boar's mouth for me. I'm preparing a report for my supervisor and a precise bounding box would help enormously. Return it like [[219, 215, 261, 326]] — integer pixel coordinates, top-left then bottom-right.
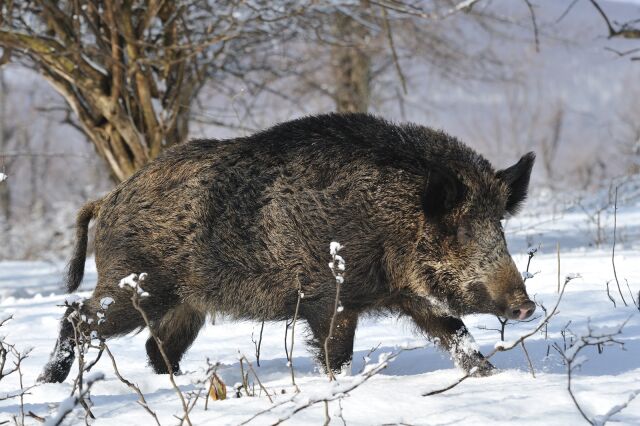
[[465, 281, 536, 320]]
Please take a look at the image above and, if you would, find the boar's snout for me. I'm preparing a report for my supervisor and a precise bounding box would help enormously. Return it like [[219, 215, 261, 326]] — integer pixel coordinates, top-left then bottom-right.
[[505, 300, 536, 320]]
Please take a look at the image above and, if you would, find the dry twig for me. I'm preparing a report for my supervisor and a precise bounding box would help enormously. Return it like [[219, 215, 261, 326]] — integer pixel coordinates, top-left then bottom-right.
[[555, 319, 638, 425], [120, 273, 192, 426]]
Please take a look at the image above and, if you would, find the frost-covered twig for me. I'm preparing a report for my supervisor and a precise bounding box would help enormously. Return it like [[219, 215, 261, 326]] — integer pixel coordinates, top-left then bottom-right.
[[359, 343, 382, 374], [424, 272, 580, 396], [121, 273, 192, 426], [325, 241, 346, 380], [44, 372, 104, 426], [556, 319, 638, 425]]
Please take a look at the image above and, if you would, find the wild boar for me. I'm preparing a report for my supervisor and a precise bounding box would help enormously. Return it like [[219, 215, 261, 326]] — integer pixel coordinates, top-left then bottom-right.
[[39, 113, 535, 383]]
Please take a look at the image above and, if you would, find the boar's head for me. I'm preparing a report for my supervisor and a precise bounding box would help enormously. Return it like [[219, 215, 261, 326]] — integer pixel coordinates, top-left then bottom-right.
[[412, 152, 536, 320]]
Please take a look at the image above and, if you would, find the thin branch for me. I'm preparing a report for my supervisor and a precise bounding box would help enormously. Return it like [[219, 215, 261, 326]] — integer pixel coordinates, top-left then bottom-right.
[[522, 0, 540, 52], [102, 343, 161, 426], [520, 340, 535, 378], [604, 47, 640, 57], [624, 279, 638, 309], [588, 0, 640, 38], [238, 354, 273, 403], [287, 277, 303, 392], [588, 0, 618, 37], [606, 281, 617, 308], [381, 6, 407, 95], [252, 321, 265, 367], [556, 0, 580, 23], [611, 186, 628, 306]]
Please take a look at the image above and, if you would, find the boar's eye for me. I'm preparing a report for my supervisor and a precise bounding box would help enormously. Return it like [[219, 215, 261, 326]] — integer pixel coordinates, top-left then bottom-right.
[[422, 167, 466, 218], [496, 152, 536, 216]]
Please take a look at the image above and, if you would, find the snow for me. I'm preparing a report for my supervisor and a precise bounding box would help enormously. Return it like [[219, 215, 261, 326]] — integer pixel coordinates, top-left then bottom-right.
[[1, 197, 640, 424], [0, 172, 7, 182], [99, 297, 114, 310], [522, 271, 535, 280], [329, 242, 342, 256], [117, 273, 149, 297]]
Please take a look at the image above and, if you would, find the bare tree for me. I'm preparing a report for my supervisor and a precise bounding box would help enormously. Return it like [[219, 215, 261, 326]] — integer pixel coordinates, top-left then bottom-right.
[[331, 5, 373, 113], [0, 1, 308, 181]]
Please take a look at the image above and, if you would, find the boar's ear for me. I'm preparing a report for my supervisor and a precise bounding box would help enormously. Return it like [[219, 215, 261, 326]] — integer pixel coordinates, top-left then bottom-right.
[[422, 168, 466, 218], [496, 152, 536, 215]]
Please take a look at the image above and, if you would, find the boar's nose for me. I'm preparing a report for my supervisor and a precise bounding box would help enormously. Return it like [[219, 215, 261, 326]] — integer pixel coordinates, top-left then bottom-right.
[[506, 300, 536, 320]]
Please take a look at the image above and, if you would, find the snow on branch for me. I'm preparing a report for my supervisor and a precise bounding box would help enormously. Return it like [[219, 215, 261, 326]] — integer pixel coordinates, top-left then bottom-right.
[[44, 372, 104, 426]]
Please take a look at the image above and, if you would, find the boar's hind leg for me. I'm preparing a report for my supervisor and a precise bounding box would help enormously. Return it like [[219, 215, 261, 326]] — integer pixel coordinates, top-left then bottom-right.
[[145, 304, 206, 374], [38, 307, 77, 383], [39, 292, 155, 383], [305, 309, 358, 374], [403, 303, 494, 376]]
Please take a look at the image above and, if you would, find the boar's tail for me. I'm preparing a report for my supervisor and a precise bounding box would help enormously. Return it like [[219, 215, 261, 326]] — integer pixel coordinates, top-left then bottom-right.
[[65, 199, 101, 293]]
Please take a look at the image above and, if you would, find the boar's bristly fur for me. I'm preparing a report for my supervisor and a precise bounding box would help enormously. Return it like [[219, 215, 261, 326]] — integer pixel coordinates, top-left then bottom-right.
[[39, 113, 536, 383]]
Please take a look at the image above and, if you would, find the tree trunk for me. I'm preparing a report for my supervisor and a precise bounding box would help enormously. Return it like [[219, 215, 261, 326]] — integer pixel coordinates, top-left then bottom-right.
[[331, 9, 372, 113], [0, 69, 11, 225]]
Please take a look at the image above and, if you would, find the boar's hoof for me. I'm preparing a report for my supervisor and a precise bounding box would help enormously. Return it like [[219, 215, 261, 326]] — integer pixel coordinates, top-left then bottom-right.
[[470, 359, 496, 377], [457, 353, 496, 377], [38, 363, 70, 383]]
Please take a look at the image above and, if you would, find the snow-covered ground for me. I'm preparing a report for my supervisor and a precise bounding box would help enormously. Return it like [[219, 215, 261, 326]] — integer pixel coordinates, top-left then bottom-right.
[[1, 191, 639, 425]]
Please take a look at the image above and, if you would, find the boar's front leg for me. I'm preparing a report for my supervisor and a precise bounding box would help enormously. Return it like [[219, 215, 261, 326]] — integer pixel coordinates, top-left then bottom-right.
[[401, 300, 495, 376]]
